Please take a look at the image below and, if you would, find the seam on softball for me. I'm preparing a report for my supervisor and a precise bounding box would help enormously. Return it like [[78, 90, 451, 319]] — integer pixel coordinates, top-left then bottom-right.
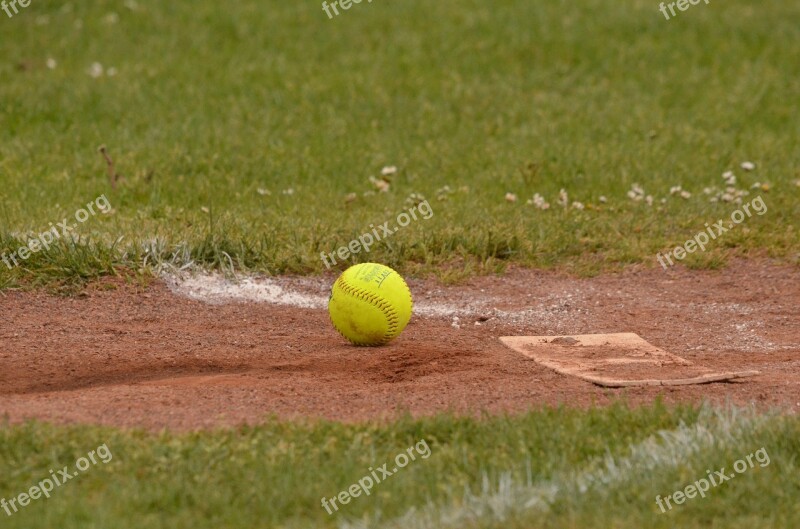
[[332, 276, 401, 345]]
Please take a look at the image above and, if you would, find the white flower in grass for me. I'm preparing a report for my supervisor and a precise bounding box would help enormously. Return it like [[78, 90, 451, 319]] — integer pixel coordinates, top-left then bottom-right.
[[571, 201, 585, 210], [46, 58, 57, 69], [282, 188, 295, 195], [527, 193, 550, 210], [557, 189, 569, 207], [505, 192, 518, 203], [680, 190, 691, 199], [741, 161, 756, 171], [87, 62, 104, 78], [669, 185, 683, 195], [722, 172, 736, 186], [627, 184, 645, 201], [369, 176, 390, 192], [380, 166, 398, 177], [598, 195, 607, 203], [256, 188, 271, 196], [645, 195, 654, 206]]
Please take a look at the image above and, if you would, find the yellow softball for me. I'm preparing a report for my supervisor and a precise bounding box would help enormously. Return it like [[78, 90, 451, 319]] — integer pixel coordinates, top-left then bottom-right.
[[328, 263, 413, 346]]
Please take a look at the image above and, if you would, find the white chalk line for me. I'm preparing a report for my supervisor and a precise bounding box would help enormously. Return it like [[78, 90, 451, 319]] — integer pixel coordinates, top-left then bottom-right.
[[338, 405, 767, 529]]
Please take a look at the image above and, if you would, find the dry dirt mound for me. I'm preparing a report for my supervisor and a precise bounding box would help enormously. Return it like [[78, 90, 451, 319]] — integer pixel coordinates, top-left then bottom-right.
[[0, 260, 798, 430]]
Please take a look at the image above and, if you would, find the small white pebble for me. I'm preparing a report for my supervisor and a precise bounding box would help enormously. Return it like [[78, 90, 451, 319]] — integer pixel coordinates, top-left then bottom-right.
[[46, 57, 57, 69], [380, 166, 398, 176]]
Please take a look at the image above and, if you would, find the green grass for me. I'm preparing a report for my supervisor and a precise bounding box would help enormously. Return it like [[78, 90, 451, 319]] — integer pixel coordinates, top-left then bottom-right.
[[2, 1, 799, 525], [0, 403, 797, 528], [0, 0, 798, 287]]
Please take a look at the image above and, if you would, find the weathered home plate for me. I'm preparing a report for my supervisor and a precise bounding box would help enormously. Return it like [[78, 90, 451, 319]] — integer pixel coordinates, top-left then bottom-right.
[[500, 333, 760, 387]]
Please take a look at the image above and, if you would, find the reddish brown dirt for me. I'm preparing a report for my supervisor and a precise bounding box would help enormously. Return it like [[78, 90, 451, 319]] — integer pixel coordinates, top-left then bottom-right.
[[0, 259, 798, 431]]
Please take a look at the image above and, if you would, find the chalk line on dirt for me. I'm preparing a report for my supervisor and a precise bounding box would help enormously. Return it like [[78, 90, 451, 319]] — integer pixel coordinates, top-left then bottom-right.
[[163, 272, 793, 352], [164, 272, 540, 320]]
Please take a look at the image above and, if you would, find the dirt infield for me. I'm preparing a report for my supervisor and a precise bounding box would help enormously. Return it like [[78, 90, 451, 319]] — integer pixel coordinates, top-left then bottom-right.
[[1, 260, 798, 430]]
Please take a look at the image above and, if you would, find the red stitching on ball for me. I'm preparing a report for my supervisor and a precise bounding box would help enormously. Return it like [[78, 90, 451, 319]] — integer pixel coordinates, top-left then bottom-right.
[[331, 276, 405, 345]]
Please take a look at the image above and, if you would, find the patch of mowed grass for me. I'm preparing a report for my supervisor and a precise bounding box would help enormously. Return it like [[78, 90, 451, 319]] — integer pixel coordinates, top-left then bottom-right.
[[0, 403, 797, 528], [0, 0, 798, 287]]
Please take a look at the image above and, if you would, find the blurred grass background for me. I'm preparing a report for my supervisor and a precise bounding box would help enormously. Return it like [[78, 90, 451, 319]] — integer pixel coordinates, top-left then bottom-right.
[[0, 0, 798, 289]]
